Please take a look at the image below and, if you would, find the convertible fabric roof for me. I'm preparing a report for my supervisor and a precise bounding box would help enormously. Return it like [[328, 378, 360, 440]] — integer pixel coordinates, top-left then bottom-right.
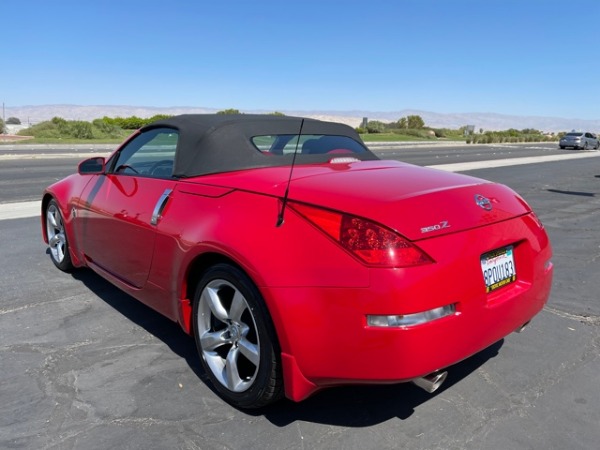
[[141, 114, 378, 178]]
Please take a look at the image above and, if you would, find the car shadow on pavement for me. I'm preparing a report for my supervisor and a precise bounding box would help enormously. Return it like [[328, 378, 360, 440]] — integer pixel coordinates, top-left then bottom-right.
[[69, 268, 207, 379], [546, 188, 595, 197], [258, 340, 503, 426], [69, 267, 503, 427]]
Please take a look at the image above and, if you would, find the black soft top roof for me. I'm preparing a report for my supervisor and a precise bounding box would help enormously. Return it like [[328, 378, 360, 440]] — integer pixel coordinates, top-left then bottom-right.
[[142, 114, 378, 178]]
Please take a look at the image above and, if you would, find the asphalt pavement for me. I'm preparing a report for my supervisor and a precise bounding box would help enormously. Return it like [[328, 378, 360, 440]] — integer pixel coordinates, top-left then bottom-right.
[[0, 143, 599, 449]]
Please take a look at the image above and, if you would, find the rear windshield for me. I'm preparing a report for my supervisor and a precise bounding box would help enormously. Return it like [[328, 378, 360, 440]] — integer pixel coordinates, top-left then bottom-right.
[[252, 134, 368, 156], [565, 132, 583, 137]]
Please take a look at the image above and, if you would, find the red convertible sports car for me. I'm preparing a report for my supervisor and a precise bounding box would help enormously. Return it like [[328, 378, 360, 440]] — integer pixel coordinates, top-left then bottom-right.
[[42, 114, 553, 408]]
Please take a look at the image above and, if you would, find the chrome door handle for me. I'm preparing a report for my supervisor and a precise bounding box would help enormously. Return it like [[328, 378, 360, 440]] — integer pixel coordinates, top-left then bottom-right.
[[151, 189, 173, 225]]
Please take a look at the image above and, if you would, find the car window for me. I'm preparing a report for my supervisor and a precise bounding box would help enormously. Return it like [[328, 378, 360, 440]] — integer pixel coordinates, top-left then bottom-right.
[[112, 128, 178, 178], [252, 134, 368, 156]]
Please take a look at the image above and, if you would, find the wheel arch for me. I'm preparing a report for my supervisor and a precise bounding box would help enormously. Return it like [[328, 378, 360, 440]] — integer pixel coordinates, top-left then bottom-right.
[[41, 193, 55, 243], [184, 252, 241, 307], [178, 252, 275, 337]]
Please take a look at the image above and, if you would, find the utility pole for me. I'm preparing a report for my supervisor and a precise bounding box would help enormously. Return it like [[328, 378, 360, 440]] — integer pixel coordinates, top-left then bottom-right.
[[2, 102, 5, 134]]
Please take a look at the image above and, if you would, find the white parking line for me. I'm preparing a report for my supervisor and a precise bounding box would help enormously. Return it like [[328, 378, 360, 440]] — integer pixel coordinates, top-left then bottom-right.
[[426, 151, 600, 172], [0, 201, 41, 221], [0, 152, 109, 161], [1, 151, 598, 221]]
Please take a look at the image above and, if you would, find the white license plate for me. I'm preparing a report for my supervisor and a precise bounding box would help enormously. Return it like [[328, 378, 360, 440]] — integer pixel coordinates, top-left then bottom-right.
[[481, 246, 516, 293]]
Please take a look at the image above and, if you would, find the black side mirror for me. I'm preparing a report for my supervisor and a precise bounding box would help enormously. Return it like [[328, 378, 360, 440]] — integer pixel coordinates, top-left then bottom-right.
[[78, 157, 106, 174]]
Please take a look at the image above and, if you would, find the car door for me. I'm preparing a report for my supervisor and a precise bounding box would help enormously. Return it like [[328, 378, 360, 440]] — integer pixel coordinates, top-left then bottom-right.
[[78, 127, 178, 288]]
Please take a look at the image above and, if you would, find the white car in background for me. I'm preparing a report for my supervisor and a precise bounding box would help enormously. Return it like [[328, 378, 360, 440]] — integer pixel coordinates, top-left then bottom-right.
[[559, 132, 599, 150]]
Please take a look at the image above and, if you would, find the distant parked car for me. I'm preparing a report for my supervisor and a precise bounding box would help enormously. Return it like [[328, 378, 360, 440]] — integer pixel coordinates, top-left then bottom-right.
[[559, 132, 599, 150]]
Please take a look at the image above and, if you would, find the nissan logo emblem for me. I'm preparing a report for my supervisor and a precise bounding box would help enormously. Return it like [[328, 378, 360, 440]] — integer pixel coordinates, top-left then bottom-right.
[[474, 194, 493, 211]]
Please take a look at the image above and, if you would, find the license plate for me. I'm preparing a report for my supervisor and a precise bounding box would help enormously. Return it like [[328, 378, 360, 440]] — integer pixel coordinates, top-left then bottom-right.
[[481, 246, 516, 293]]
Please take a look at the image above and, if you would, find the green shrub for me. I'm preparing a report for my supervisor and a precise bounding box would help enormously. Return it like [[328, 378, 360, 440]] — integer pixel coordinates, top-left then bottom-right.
[[366, 120, 386, 133], [51, 116, 67, 126], [19, 120, 61, 138], [101, 114, 172, 130], [92, 118, 119, 135], [69, 121, 94, 139], [432, 128, 446, 138], [217, 109, 241, 115]]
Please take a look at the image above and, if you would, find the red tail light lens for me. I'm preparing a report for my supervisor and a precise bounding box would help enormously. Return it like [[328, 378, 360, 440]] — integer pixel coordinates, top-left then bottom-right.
[[289, 203, 433, 267]]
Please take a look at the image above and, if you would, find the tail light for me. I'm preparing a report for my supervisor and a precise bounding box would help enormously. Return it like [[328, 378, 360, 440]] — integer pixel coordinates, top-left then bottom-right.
[[289, 202, 433, 267]]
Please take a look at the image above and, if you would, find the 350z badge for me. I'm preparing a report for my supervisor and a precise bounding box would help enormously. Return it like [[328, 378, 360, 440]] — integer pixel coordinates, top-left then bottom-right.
[[421, 220, 451, 234]]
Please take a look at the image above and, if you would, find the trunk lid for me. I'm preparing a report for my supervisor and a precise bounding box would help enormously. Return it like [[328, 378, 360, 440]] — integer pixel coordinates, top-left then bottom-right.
[[191, 160, 531, 240], [284, 160, 531, 240]]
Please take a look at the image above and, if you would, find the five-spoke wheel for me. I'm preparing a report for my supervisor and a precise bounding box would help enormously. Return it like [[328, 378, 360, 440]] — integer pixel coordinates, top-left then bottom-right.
[[193, 263, 282, 408], [45, 199, 73, 271]]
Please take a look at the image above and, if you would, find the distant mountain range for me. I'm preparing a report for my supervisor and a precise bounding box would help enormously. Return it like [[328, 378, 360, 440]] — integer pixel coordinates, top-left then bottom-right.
[[4, 104, 599, 132]]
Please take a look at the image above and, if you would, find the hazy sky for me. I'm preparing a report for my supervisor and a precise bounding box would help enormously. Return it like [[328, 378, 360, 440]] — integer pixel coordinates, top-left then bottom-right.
[[3, 0, 598, 119]]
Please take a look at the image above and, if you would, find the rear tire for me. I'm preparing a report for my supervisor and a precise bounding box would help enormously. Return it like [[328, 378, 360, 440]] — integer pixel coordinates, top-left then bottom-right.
[[192, 263, 283, 408], [45, 199, 74, 272]]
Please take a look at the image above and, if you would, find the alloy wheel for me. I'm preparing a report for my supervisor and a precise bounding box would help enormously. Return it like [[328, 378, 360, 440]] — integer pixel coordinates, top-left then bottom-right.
[[197, 279, 261, 392], [46, 203, 67, 264]]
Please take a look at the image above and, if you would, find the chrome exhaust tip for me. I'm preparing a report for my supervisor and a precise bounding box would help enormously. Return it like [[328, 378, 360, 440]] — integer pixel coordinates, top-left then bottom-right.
[[515, 321, 531, 333], [411, 371, 448, 393]]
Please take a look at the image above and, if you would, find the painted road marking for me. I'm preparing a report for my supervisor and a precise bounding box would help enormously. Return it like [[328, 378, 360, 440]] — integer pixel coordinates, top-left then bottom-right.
[[0, 200, 41, 221], [427, 151, 599, 172]]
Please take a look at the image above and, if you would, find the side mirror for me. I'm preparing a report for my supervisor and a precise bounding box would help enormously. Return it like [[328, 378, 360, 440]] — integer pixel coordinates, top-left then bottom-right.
[[78, 157, 106, 174]]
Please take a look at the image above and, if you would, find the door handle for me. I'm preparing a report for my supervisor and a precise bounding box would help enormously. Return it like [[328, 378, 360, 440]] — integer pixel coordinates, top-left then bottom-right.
[[151, 189, 173, 225]]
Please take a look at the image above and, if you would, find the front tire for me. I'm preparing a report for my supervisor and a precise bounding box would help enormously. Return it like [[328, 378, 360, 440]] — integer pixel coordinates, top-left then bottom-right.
[[45, 199, 73, 271], [193, 263, 283, 408]]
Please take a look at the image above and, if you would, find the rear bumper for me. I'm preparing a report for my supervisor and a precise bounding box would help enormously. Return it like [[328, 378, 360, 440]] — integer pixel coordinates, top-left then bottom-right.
[[271, 268, 551, 401], [559, 141, 582, 148], [262, 214, 553, 401]]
